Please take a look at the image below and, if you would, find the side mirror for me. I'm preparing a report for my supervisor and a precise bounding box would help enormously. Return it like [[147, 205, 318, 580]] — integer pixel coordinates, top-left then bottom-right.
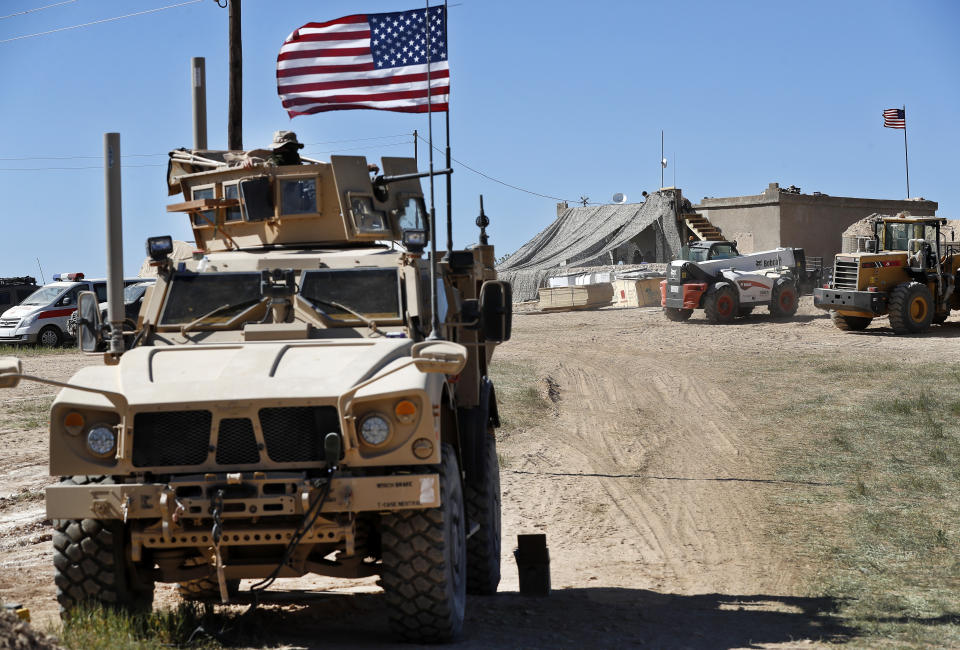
[[0, 357, 22, 388], [77, 291, 102, 353], [479, 280, 512, 342], [411, 341, 468, 375]]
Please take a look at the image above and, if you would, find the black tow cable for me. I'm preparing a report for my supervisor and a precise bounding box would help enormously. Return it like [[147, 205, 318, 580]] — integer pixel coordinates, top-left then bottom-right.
[[246, 432, 342, 607]]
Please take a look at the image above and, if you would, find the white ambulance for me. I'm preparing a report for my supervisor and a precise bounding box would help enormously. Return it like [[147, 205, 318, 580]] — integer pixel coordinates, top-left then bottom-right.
[[0, 273, 141, 347]]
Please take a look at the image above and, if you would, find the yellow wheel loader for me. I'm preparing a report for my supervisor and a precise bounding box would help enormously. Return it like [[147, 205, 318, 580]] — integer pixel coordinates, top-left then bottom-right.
[[814, 215, 959, 334]]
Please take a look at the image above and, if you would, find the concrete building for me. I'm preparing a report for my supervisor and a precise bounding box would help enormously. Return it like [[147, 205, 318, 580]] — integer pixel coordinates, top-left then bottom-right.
[[695, 183, 938, 261]]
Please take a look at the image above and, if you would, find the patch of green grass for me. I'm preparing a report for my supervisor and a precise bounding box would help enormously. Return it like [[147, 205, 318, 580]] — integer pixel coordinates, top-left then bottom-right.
[[753, 355, 960, 647], [489, 360, 552, 432], [55, 603, 220, 650], [0, 396, 53, 430], [0, 488, 44, 509], [4, 345, 77, 357]]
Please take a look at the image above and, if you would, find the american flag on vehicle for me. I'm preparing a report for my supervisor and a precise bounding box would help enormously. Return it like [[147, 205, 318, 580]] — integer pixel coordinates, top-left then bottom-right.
[[276, 6, 449, 116], [883, 108, 906, 129]]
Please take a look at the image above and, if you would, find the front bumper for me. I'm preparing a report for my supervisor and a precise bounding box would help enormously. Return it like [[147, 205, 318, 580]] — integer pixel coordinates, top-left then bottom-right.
[[813, 288, 887, 315], [47, 471, 440, 577], [0, 328, 34, 343], [46, 471, 440, 522]]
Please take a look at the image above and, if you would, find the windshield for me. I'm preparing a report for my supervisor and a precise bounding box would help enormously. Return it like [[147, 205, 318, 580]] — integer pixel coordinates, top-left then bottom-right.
[[882, 222, 937, 252], [160, 273, 262, 326], [21, 285, 67, 306], [124, 283, 150, 304], [301, 268, 401, 322], [158, 269, 401, 329]]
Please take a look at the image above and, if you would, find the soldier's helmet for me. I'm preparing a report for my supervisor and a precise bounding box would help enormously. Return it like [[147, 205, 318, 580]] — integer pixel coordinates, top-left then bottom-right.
[[271, 130, 304, 150]]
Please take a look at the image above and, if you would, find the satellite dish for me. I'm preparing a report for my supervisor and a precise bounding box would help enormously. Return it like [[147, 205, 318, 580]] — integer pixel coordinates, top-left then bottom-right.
[[612, 192, 626, 204]]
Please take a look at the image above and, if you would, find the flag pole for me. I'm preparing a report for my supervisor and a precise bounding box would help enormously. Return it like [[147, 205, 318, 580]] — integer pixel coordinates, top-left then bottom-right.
[[425, 1, 441, 340], [902, 104, 910, 198], [443, 0, 453, 259]]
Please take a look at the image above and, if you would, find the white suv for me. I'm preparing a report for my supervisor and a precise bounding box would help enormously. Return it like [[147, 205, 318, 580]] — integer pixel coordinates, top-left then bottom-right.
[[0, 274, 142, 347]]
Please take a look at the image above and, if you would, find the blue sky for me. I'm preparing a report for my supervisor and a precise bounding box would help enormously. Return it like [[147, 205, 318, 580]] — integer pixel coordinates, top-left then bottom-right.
[[0, 0, 957, 278]]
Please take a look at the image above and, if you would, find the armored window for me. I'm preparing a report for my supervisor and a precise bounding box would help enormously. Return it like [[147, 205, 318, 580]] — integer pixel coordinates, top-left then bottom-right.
[[192, 186, 215, 227], [300, 268, 401, 322], [223, 183, 242, 222], [396, 196, 427, 232], [349, 196, 387, 234], [280, 177, 317, 215], [239, 177, 273, 222], [160, 272, 262, 326]]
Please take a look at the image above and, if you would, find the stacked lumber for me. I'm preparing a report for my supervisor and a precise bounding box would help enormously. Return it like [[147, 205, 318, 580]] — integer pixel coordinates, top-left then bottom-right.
[[537, 284, 613, 311]]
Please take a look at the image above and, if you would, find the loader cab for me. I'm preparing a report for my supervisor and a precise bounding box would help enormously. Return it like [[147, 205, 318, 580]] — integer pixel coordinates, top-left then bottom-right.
[[876, 218, 942, 255], [685, 241, 740, 263]]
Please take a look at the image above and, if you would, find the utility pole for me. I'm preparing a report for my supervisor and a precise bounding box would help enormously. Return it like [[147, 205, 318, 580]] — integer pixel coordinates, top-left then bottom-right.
[[228, 0, 242, 151], [191, 57, 208, 150]]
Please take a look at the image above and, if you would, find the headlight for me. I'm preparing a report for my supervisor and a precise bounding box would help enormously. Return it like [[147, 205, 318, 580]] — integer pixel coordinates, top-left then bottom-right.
[[86, 425, 116, 457], [358, 413, 391, 446], [20, 314, 37, 326]]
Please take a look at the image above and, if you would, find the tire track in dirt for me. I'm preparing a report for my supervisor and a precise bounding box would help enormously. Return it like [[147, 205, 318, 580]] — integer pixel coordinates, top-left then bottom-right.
[[562, 354, 778, 593]]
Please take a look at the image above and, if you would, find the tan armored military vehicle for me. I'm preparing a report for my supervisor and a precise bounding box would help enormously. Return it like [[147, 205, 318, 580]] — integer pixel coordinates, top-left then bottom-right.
[[0, 150, 512, 643]]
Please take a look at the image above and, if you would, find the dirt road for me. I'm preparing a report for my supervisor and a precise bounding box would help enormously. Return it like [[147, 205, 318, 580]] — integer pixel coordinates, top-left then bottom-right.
[[2, 301, 954, 647]]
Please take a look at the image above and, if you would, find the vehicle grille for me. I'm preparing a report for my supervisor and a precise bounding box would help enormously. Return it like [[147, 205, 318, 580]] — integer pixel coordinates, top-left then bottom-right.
[[215, 418, 260, 465], [133, 411, 212, 467], [832, 259, 860, 290], [0, 318, 19, 328], [259, 406, 339, 463]]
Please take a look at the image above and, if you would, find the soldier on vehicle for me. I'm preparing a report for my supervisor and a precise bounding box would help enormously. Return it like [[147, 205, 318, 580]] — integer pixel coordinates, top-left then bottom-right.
[[239, 130, 305, 168], [268, 130, 304, 166]]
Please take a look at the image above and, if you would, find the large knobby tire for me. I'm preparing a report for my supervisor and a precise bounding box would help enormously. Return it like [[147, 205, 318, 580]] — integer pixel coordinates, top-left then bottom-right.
[[465, 430, 501, 595], [769, 280, 799, 318], [177, 576, 241, 602], [888, 282, 934, 334], [37, 325, 63, 348], [704, 285, 738, 324], [831, 311, 872, 331], [663, 307, 693, 322], [52, 476, 154, 616], [380, 444, 466, 643]]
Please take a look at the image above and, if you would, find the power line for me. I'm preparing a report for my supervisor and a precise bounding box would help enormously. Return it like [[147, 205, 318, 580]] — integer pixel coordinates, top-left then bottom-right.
[[0, 164, 165, 171], [0, 141, 413, 170], [415, 134, 576, 203], [0, 134, 414, 161], [0, 0, 76, 21], [0, 0, 202, 44]]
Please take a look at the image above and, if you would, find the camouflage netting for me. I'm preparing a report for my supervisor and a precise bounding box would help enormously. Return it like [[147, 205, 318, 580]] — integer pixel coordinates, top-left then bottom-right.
[[496, 190, 683, 302]]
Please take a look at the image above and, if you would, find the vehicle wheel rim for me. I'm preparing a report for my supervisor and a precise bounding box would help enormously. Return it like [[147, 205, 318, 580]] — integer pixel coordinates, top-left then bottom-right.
[[910, 297, 927, 322], [780, 290, 796, 310], [718, 296, 733, 317], [40, 330, 57, 346]]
